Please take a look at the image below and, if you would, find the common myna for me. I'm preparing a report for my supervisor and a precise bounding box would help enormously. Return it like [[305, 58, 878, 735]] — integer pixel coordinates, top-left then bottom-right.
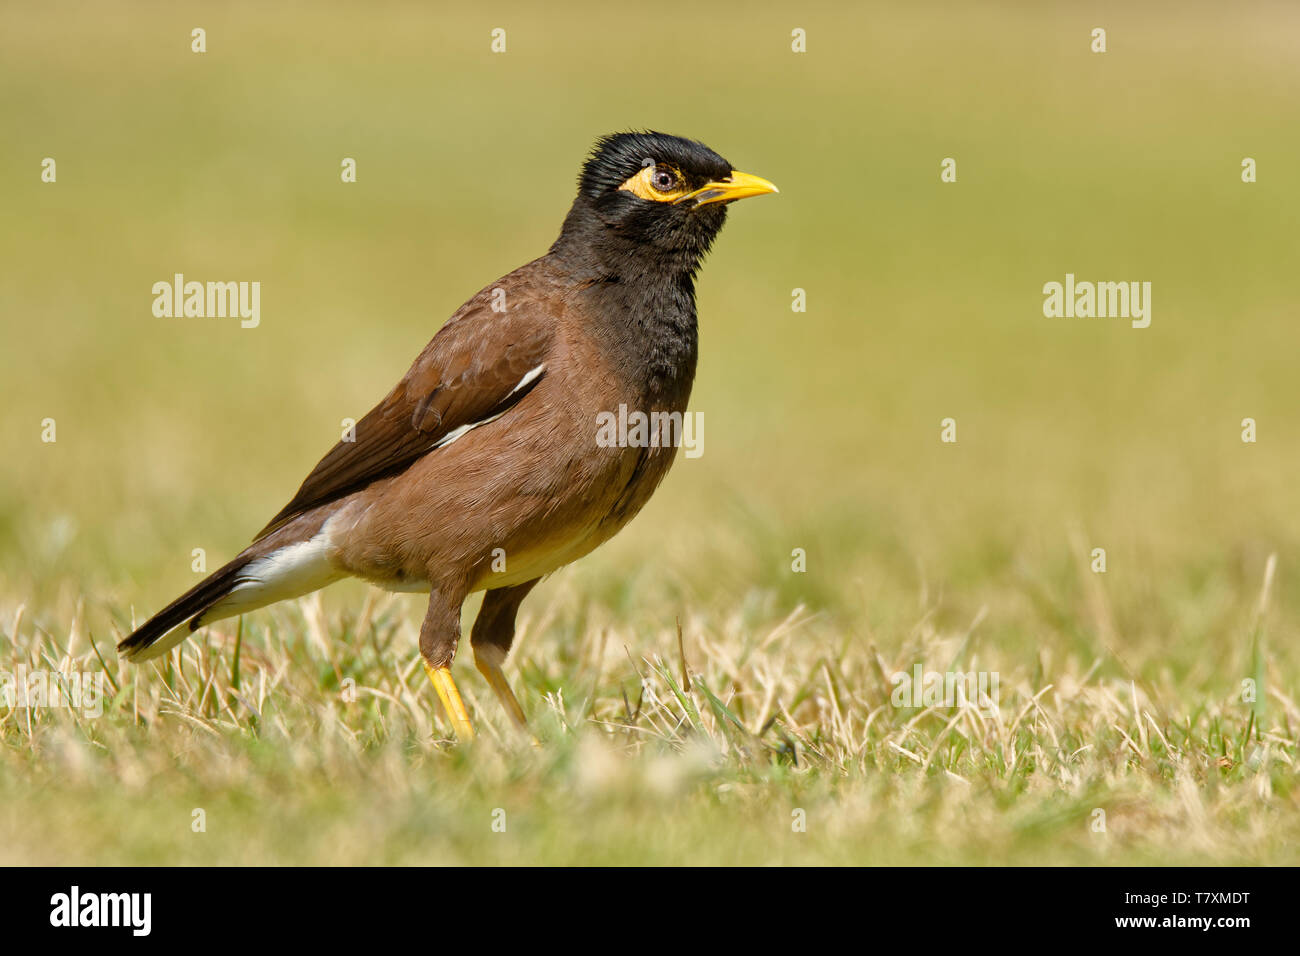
[[118, 131, 777, 739]]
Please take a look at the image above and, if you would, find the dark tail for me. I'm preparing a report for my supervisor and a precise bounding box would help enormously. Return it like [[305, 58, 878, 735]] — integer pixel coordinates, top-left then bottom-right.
[[117, 556, 253, 661]]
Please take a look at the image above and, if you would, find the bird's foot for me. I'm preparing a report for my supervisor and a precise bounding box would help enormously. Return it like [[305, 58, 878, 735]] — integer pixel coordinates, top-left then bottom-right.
[[423, 661, 474, 742]]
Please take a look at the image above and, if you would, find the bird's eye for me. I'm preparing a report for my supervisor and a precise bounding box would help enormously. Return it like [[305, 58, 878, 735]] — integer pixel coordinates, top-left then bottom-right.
[[617, 163, 687, 201], [651, 167, 678, 192]]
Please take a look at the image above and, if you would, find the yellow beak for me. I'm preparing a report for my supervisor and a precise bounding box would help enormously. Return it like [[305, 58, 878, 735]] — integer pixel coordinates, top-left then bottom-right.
[[676, 170, 779, 207]]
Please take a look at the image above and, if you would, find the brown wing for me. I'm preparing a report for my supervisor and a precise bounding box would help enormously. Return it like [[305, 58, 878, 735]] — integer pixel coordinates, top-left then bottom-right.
[[254, 273, 557, 540]]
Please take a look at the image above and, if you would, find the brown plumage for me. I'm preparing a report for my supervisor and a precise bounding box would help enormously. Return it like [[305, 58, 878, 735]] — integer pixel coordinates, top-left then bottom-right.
[[118, 131, 777, 740]]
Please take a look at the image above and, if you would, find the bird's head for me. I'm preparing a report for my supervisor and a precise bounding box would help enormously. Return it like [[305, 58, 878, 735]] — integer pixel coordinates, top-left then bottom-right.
[[554, 131, 778, 279]]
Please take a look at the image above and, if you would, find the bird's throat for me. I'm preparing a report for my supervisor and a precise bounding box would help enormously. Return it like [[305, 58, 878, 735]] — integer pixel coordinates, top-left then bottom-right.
[[582, 271, 699, 408]]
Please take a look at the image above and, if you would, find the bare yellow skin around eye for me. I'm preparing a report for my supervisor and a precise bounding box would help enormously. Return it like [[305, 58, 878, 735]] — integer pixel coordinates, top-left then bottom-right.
[[617, 165, 689, 202]]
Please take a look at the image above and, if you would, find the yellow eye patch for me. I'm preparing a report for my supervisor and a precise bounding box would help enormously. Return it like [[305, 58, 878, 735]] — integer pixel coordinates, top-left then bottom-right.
[[617, 164, 689, 202]]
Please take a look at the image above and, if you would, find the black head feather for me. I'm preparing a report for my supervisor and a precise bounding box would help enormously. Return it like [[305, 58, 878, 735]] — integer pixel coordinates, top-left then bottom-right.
[[553, 130, 738, 280], [577, 131, 733, 199]]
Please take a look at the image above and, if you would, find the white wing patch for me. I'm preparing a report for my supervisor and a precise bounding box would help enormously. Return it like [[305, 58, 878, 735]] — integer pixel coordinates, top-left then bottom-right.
[[429, 363, 545, 451], [510, 363, 546, 395]]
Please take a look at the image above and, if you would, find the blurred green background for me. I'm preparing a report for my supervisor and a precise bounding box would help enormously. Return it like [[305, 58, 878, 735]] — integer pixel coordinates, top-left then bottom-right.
[[2, 2, 1297, 711]]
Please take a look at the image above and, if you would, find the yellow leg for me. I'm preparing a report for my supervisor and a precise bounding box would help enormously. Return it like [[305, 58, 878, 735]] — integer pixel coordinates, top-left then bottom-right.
[[474, 645, 536, 742], [424, 662, 474, 741]]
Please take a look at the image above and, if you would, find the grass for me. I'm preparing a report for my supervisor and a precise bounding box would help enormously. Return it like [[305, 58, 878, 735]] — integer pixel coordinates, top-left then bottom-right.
[[2, 0, 1299, 864], [1, 552, 1294, 865]]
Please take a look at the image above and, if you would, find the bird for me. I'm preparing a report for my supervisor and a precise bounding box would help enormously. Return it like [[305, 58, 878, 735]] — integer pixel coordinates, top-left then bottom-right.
[[117, 131, 778, 740]]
